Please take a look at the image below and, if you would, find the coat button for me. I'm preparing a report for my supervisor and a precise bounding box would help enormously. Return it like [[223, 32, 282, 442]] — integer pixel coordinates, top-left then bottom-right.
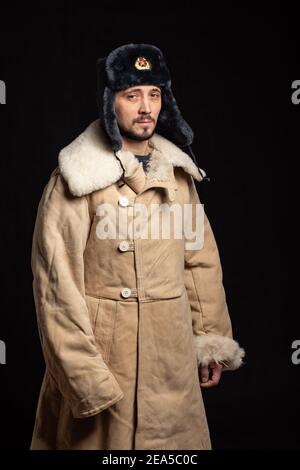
[[119, 196, 129, 207], [121, 287, 131, 298], [118, 241, 129, 252]]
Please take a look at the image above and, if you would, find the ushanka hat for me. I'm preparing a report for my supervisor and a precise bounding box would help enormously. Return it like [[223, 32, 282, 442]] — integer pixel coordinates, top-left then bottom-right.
[[96, 43, 209, 180]]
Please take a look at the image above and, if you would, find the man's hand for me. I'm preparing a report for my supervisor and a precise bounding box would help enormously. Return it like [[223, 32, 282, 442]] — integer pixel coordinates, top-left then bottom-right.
[[199, 361, 223, 388]]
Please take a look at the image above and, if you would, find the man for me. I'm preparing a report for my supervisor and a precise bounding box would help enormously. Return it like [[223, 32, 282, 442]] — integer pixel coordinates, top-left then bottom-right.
[[30, 43, 244, 450]]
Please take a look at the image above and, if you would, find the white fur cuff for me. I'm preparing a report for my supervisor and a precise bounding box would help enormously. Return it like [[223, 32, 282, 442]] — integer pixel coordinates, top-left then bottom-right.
[[193, 334, 245, 371]]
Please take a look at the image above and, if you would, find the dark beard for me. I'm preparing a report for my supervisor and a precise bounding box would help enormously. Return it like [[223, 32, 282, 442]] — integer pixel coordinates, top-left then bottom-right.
[[118, 123, 156, 142]]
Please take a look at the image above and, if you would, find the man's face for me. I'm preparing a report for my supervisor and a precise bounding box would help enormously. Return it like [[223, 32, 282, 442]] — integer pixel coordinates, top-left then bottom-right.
[[114, 85, 162, 143]]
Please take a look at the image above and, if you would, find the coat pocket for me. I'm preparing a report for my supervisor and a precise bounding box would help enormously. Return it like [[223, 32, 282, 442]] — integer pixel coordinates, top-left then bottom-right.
[[85, 294, 117, 365]]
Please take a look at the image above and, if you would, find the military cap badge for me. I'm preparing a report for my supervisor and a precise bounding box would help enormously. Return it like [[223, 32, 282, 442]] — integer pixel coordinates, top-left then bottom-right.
[[134, 57, 151, 70]]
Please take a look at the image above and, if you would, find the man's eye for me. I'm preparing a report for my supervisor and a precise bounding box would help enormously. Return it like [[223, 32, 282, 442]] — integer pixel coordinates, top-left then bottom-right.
[[151, 93, 160, 98], [127, 95, 137, 99]]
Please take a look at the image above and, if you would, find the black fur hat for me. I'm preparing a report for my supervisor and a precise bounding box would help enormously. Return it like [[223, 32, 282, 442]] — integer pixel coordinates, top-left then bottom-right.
[[96, 43, 194, 152]]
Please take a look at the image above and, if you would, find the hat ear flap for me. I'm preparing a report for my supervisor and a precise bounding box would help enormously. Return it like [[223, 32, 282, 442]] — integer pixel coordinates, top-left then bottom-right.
[[96, 58, 122, 151], [157, 87, 194, 147], [102, 87, 122, 151]]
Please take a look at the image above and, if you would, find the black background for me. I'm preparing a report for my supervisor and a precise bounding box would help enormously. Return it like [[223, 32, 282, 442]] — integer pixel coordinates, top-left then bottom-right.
[[0, 3, 298, 451]]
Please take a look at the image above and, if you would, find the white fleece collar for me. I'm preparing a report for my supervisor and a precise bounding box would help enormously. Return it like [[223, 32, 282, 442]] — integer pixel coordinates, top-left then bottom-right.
[[58, 119, 205, 197]]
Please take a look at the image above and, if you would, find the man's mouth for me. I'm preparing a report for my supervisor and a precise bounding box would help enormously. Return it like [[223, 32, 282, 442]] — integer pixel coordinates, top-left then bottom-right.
[[136, 118, 153, 123]]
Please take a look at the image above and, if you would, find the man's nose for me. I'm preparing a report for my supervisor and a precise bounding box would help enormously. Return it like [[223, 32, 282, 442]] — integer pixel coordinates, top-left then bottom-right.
[[139, 97, 151, 114]]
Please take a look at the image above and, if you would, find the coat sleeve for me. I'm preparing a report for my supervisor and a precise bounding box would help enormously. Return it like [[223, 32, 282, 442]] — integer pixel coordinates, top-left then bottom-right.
[[31, 168, 124, 418], [184, 175, 245, 371]]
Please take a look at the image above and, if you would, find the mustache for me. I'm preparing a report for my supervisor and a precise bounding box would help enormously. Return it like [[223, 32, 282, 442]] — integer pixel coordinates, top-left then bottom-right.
[[134, 116, 155, 123]]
